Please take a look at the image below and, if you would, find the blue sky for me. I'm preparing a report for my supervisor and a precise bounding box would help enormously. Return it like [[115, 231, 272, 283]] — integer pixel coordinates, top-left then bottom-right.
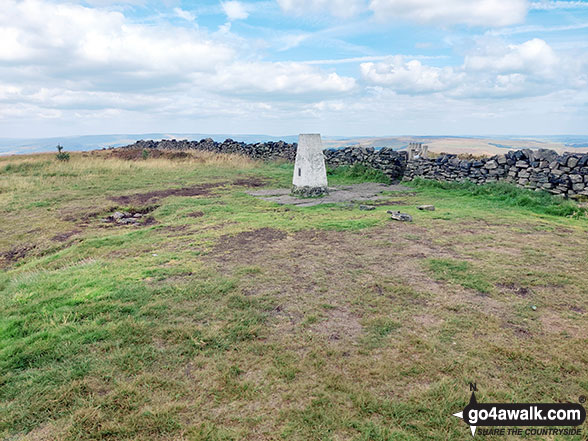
[[1, 0, 587, 137]]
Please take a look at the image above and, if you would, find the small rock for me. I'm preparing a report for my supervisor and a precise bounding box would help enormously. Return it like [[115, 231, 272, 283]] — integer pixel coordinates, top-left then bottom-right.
[[387, 210, 413, 222], [359, 205, 375, 211], [531, 305, 537, 311], [133, 213, 143, 218], [152, 253, 158, 257], [112, 211, 125, 220], [417, 205, 435, 211]]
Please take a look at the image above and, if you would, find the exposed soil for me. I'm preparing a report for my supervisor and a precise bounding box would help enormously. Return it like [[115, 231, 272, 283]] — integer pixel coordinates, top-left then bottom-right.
[[233, 177, 267, 187], [187, 211, 204, 218], [497, 282, 531, 298], [412, 313, 443, 328], [61, 207, 116, 223], [1, 244, 36, 265], [52, 229, 82, 242], [109, 178, 265, 206], [109, 183, 227, 205], [311, 307, 363, 342], [502, 320, 532, 338], [213, 228, 288, 260]]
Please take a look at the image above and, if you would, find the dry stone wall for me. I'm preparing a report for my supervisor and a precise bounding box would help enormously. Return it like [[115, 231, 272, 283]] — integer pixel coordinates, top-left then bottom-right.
[[323, 146, 407, 181], [123, 139, 408, 181], [405, 149, 588, 198], [121, 139, 588, 197], [128, 138, 297, 161]]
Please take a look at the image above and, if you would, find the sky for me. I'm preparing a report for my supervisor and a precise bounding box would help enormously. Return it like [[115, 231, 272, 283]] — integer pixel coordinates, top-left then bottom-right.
[[1, 0, 588, 138]]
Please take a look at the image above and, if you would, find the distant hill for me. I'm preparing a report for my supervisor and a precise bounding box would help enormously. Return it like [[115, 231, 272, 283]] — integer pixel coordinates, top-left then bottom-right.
[[2, 133, 588, 156], [0, 133, 300, 156]]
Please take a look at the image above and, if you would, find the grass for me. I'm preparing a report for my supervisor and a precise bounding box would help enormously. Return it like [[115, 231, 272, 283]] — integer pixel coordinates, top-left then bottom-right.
[[327, 163, 391, 184], [0, 151, 587, 440], [427, 258, 493, 294], [411, 177, 585, 218]]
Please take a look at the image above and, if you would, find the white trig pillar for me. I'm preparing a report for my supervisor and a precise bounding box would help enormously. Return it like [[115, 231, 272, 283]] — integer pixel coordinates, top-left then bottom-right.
[[292, 133, 328, 197]]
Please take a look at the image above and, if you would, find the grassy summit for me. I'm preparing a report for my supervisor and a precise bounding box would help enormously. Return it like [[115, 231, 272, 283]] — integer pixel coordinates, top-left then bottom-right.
[[1, 150, 587, 440]]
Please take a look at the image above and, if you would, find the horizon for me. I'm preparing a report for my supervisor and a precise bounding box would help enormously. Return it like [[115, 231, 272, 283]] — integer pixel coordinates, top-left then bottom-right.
[[3, 132, 588, 157], [4, 132, 588, 141], [1, 0, 588, 137]]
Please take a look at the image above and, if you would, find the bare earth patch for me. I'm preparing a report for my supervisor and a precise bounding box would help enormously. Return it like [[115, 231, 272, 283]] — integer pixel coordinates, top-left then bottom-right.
[[233, 176, 268, 187], [110, 177, 268, 205], [187, 211, 204, 218], [1, 244, 36, 266], [310, 307, 363, 342], [109, 182, 228, 205], [51, 229, 82, 242], [213, 228, 288, 261]]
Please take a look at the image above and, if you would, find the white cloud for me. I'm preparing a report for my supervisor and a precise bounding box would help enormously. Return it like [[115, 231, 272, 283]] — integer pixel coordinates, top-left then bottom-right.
[[369, 0, 529, 26], [174, 7, 196, 22], [222, 1, 249, 20], [276, 0, 365, 19], [361, 56, 460, 93], [0, 0, 233, 78], [1, 0, 586, 137], [360, 39, 585, 99], [210, 62, 357, 95], [0, 0, 359, 131], [464, 38, 558, 77], [277, 0, 529, 26]]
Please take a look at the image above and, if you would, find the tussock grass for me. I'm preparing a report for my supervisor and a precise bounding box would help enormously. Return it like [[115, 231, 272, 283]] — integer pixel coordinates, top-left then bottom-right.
[[0, 150, 256, 174]]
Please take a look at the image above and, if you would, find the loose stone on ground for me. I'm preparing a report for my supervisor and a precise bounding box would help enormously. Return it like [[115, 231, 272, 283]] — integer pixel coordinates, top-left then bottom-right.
[[387, 211, 413, 222]]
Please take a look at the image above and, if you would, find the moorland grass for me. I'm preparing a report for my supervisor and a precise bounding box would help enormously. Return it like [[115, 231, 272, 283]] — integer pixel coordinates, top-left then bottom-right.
[[0, 152, 587, 440]]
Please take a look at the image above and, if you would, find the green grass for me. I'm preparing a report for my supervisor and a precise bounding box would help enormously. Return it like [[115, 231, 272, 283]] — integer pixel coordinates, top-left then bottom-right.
[[411, 177, 584, 218], [1, 151, 587, 440], [427, 258, 493, 294], [327, 163, 391, 184]]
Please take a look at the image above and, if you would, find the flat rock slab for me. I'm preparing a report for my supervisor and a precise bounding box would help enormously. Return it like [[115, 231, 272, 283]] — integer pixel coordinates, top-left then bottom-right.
[[247, 183, 413, 207]]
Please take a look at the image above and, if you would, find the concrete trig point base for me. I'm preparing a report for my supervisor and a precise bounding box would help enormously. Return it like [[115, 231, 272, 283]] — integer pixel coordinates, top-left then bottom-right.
[[291, 133, 329, 197]]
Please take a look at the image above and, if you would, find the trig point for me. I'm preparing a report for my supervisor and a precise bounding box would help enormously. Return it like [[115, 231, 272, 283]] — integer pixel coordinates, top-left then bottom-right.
[[291, 133, 328, 197]]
